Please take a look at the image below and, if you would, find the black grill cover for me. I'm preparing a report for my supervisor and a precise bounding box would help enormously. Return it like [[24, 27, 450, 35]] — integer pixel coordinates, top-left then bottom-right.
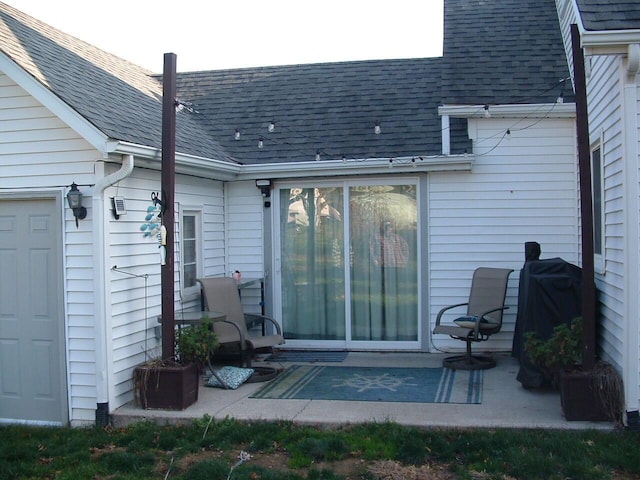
[[512, 246, 582, 388]]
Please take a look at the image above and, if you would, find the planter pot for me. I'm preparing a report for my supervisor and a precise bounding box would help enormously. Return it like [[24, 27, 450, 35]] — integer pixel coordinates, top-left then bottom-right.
[[133, 362, 199, 410], [559, 369, 608, 421]]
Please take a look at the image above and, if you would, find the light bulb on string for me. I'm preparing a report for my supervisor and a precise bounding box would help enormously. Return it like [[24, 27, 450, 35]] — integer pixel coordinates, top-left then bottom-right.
[[374, 123, 381, 135], [483, 105, 491, 118], [234, 129, 241, 140], [506, 129, 512, 140], [268, 121, 275, 132], [258, 136, 264, 149], [315, 150, 321, 161]]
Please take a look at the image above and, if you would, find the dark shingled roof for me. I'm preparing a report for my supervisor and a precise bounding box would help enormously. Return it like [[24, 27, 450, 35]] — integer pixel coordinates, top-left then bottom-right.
[[0, 1, 235, 163], [441, 0, 573, 106], [174, 58, 448, 164], [576, 0, 640, 31]]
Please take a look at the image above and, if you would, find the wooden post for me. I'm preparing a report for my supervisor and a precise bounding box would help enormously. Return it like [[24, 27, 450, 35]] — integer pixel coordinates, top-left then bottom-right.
[[571, 24, 596, 370], [161, 53, 177, 360]]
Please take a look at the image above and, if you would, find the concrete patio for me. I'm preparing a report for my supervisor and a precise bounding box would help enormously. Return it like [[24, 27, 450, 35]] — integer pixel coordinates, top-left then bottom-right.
[[112, 352, 614, 430]]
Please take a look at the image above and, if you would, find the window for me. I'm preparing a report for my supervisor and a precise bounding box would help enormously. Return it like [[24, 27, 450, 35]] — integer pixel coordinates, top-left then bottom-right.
[[182, 210, 201, 296], [591, 145, 604, 269]]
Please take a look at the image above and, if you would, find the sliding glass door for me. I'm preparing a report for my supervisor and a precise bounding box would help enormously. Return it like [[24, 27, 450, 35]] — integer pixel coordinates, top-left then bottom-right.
[[276, 180, 419, 348]]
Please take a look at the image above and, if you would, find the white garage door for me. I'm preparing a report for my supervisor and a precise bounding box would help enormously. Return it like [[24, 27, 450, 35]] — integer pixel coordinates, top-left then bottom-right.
[[0, 197, 67, 425]]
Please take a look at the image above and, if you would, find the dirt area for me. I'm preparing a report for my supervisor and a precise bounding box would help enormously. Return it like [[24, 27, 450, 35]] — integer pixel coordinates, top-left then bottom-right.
[[169, 449, 640, 480]]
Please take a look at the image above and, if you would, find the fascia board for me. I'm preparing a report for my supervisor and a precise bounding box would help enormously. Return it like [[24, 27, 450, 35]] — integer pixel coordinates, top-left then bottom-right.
[[581, 30, 640, 55], [110, 141, 241, 181], [439, 103, 577, 118], [236, 155, 473, 180], [0, 51, 111, 155]]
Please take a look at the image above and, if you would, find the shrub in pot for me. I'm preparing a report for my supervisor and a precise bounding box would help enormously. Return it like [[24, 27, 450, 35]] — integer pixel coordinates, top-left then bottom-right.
[[524, 317, 623, 423], [133, 318, 218, 410]]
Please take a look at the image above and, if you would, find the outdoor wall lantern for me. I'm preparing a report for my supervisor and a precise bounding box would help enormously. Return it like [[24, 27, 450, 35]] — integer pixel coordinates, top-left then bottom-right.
[[255, 179, 272, 208], [67, 182, 87, 228]]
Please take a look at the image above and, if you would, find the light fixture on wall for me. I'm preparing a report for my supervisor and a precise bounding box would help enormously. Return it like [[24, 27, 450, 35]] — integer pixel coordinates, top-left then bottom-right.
[[67, 182, 87, 228], [255, 179, 272, 208]]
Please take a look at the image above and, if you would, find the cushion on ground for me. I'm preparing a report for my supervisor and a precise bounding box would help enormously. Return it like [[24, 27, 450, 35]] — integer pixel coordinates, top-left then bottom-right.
[[206, 366, 254, 389]]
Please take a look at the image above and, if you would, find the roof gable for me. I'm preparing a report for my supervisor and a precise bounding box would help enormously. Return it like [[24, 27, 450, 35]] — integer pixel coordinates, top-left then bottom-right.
[[0, 1, 233, 162]]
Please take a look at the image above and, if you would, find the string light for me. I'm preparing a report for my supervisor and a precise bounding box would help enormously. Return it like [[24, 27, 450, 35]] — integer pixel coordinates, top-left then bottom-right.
[[315, 150, 321, 161], [258, 136, 264, 149], [374, 123, 381, 135], [506, 129, 512, 140], [342, 155, 347, 163], [483, 104, 491, 118], [234, 129, 241, 140], [268, 121, 275, 132]]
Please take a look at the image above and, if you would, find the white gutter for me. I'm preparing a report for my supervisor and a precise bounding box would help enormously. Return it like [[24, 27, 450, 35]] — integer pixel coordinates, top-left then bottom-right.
[[237, 154, 474, 180], [91, 154, 134, 424], [439, 103, 577, 118], [109, 141, 240, 181]]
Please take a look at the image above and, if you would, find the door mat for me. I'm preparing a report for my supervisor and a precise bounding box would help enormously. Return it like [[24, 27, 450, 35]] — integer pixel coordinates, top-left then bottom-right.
[[265, 350, 348, 363], [250, 365, 482, 404]]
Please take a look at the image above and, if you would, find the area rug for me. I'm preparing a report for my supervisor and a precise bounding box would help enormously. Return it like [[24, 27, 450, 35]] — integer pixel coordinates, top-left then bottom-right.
[[265, 350, 348, 363], [250, 365, 482, 404]]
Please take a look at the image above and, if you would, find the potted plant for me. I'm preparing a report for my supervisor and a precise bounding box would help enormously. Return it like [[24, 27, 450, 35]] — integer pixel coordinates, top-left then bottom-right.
[[524, 317, 623, 422], [133, 318, 218, 410]]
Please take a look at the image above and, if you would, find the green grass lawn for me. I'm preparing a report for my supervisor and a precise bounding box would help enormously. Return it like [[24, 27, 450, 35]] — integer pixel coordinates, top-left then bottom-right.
[[1, 419, 639, 479]]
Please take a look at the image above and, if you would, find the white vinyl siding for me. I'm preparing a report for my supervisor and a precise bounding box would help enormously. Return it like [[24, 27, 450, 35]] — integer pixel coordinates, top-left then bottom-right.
[[586, 55, 626, 370], [225, 181, 265, 315], [429, 117, 579, 352], [108, 172, 225, 410], [0, 73, 99, 424]]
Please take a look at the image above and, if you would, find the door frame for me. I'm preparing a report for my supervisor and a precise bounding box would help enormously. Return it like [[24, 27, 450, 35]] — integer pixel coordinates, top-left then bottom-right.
[[272, 177, 422, 350]]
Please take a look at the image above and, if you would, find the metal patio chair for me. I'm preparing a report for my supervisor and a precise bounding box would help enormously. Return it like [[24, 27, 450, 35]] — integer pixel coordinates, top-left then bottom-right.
[[433, 267, 513, 370], [197, 277, 284, 367]]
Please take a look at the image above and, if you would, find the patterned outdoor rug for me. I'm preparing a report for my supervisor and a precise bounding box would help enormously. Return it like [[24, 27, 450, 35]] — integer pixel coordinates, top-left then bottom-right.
[[250, 365, 483, 404], [265, 350, 348, 363]]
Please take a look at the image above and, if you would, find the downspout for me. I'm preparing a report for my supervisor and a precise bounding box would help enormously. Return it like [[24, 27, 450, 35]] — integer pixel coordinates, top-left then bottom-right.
[[623, 44, 640, 426], [92, 154, 135, 426]]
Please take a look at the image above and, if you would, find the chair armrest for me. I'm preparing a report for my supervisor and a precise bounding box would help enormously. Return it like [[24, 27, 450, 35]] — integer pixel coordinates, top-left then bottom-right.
[[435, 302, 469, 327], [478, 306, 509, 322], [244, 313, 283, 336], [211, 319, 248, 351]]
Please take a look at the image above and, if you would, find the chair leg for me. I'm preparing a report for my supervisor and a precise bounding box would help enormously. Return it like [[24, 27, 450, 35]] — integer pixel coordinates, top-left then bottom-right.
[[442, 340, 496, 370]]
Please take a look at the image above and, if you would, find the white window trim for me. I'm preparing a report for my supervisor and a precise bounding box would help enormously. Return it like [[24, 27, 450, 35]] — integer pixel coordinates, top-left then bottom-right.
[[591, 135, 605, 275], [181, 207, 203, 300]]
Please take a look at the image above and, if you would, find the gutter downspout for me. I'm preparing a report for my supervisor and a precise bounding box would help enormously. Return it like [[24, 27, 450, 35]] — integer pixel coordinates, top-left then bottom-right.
[[92, 154, 135, 426], [623, 44, 640, 426]]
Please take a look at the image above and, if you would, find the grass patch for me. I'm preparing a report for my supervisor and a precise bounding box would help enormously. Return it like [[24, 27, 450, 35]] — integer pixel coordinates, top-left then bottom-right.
[[0, 419, 638, 479]]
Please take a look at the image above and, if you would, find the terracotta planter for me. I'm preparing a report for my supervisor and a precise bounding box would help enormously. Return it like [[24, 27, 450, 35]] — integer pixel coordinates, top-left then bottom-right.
[[559, 369, 608, 421], [133, 362, 199, 410]]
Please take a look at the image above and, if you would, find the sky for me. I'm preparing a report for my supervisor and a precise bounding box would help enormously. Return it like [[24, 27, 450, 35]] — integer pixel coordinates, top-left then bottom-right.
[[9, 0, 444, 73]]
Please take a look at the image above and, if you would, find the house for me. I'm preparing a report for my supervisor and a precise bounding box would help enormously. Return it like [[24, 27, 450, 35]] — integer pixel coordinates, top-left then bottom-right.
[[0, 0, 635, 426]]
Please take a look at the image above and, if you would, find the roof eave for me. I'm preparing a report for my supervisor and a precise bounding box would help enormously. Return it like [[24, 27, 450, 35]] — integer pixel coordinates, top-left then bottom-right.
[[236, 155, 473, 180], [110, 141, 241, 181], [439, 103, 577, 118], [581, 30, 640, 55], [0, 51, 111, 155]]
